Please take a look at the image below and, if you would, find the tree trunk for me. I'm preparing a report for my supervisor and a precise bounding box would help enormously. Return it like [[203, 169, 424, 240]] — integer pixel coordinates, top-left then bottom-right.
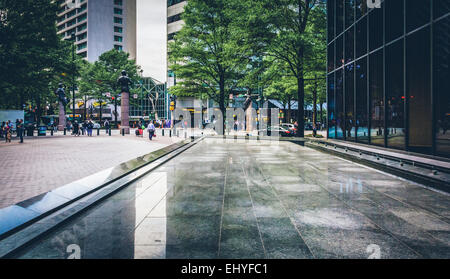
[[297, 76, 305, 138], [313, 88, 317, 137], [287, 96, 292, 123], [219, 74, 226, 135], [36, 94, 42, 125], [99, 101, 103, 124], [320, 100, 323, 131]]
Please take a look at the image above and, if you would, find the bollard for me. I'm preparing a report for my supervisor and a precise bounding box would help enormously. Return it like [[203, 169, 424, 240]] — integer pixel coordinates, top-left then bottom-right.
[[177, 131, 179, 137], [51, 129, 54, 136], [97, 128, 100, 136], [64, 128, 66, 136], [162, 129, 165, 137], [109, 128, 111, 136], [170, 130, 172, 137], [122, 129, 125, 136]]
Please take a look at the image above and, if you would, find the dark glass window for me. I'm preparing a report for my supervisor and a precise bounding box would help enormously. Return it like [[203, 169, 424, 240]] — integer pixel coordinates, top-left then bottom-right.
[[407, 27, 432, 153], [406, 0, 431, 32], [328, 73, 336, 139], [386, 40, 405, 149], [328, 42, 335, 72], [336, 69, 344, 139], [345, 0, 354, 29], [345, 26, 354, 64], [345, 63, 355, 140], [369, 5, 383, 51], [356, 57, 369, 143], [336, 35, 344, 68], [356, 0, 367, 20], [369, 50, 384, 146], [328, 0, 335, 42], [434, 0, 450, 19], [336, 0, 344, 35], [355, 16, 367, 59], [385, 0, 404, 43], [434, 17, 450, 157]]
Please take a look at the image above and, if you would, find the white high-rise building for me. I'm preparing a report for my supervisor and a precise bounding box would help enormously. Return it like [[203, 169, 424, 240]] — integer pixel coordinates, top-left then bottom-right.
[[56, 0, 137, 62]]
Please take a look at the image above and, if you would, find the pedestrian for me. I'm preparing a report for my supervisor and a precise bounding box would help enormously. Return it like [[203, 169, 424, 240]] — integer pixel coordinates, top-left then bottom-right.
[[15, 119, 20, 138], [147, 121, 156, 141], [17, 119, 24, 143], [4, 123, 11, 143], [73, 121, 80, 136], [104, 119, 110, 134], [87, 120, 93, 137], [0, 121, 4, 138], [80, 121, 85, 135]]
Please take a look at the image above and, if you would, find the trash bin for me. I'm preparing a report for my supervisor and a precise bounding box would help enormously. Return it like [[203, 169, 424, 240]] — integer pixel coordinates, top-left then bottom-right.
[[38, 126, 47, 136]]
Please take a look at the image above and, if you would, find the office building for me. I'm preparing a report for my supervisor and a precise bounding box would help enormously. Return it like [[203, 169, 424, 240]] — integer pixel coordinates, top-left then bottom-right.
[[327, 0, 450, 157], [57, 0, 136, 61]]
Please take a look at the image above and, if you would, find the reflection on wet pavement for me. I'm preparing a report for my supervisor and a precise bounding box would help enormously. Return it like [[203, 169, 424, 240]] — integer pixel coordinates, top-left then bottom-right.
[[15, 138, 450, 259]]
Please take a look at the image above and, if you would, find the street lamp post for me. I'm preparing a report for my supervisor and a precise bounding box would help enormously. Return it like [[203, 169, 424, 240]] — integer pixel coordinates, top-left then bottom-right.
[[70, 32, 76, 126]]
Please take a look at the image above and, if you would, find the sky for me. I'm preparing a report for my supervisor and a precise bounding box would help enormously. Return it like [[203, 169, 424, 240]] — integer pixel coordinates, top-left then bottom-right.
[[136, 0, 167, 83]]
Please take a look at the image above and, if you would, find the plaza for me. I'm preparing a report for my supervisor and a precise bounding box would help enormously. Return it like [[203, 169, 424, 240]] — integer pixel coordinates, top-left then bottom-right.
[[0, 131, 181, 209], [6, 138, 450, 259]]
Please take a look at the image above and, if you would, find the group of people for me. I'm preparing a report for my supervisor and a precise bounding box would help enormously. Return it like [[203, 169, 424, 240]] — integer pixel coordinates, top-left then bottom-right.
[[70, 119, 107, 137], [1, 119, 24, 143]]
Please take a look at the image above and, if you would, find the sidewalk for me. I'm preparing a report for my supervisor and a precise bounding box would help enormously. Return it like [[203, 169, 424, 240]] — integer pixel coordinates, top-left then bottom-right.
[[0, 131, 183, 209]]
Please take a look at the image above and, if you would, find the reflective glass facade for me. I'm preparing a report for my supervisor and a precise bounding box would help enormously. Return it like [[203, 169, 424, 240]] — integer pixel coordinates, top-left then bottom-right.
[[327, 0, 450, 158]]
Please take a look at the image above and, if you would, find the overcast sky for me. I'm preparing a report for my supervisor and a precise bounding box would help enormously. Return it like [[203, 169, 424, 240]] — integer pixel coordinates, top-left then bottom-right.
[[137, 0, 167, 82]]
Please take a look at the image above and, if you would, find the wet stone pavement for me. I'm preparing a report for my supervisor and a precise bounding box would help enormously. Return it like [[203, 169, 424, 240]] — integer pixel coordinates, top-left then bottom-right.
[[14, 138, 450, 259]]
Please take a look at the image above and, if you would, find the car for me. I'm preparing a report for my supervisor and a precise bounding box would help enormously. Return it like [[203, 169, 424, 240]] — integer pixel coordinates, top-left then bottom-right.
[[259, 126, 293, 137], [280, 123, 298, 134]]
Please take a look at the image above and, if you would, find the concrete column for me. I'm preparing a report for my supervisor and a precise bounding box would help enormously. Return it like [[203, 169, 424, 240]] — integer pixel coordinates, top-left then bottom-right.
[[246, 102, 253, 132], [58, 102, 66, 131], [121, 91, 130, 134]]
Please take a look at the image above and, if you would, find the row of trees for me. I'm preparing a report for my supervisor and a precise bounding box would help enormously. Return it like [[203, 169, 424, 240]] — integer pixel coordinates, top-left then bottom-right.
[[0, 0, 141, 123], [169, 0, 327, 136]]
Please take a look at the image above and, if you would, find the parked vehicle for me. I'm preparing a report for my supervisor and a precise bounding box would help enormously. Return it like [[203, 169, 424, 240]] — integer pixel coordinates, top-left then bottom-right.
[[259, 126, 293, 137], [280, 123, 298, 134]]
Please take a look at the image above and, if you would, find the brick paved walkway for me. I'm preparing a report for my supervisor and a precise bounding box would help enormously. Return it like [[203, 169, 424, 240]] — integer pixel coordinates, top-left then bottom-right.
[[0, 132, 181, 209]]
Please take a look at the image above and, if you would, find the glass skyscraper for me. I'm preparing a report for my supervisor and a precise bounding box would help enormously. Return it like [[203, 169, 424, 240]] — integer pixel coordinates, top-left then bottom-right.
[[327, 0, 450, 158]]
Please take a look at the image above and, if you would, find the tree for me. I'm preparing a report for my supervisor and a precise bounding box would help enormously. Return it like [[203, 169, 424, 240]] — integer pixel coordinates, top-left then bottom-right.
[[79, 50, 141, 123], [0, 0, 74, 122], [168, 0, 259, 132], [256, 0, 326, 137]]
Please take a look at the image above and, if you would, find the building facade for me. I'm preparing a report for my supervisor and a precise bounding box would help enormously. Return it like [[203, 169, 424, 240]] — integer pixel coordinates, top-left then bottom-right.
[[327, 0, 450, 158], [57, 0, 136, 62], [167, 0, 187, 42]]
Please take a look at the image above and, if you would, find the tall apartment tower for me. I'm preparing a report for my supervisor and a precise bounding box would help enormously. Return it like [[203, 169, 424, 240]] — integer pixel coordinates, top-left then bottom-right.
[[57, 0, 136, 62], [167, 0, 187, 42]]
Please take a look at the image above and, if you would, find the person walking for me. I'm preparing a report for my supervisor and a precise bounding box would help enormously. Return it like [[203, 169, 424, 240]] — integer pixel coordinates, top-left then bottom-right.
[[73, 121, 80, 136], [81, 120, 86, 136], [147, 121, 156, 141], [15, 119, 20, 138], [4, 123, 11, 143], [104, 119, 110, 134], [87, 120, 93, 137], [17, 119, 24, 143]]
